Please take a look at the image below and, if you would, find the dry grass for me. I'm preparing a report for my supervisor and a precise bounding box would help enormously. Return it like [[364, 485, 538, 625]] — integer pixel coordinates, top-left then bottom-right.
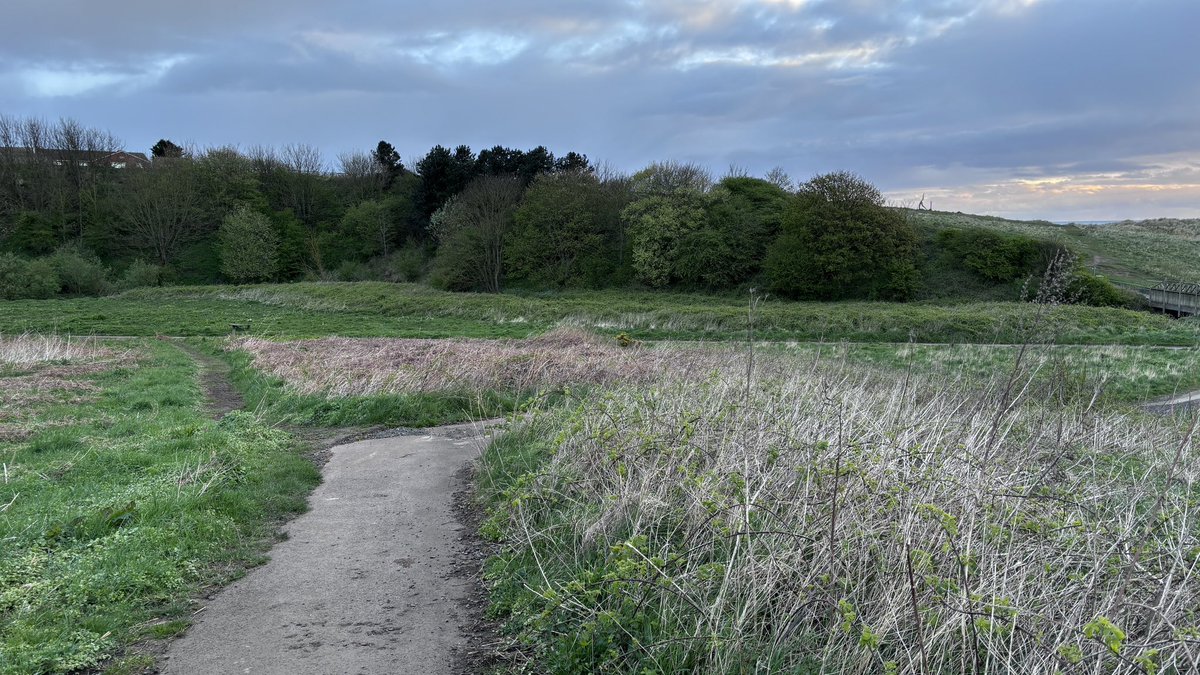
[[232, 328, 722, 397], [487, 354, 1200, 673], [0, 334, 108, 369], [0, 334, 129, 442]]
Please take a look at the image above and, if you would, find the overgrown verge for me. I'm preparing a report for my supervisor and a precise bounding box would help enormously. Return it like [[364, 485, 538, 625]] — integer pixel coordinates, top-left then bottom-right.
[[0, 336, 319, 674], [207, 328, 723, 429], [478, 356, 1200, 673]]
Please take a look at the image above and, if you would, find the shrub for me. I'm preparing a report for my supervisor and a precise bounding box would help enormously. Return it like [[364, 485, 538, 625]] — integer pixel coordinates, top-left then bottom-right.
[[25, 258, 62, 298], [119, 260, 167, 289], [48, 244, 112, 296], [765, 172, 919, 300], [219, 207, 280, 282], [371, 245, 428, 283], [1069, 269, 1139, 308], [936, 228, 1059, 283], [0, 253, 60, 299], [335, 260, 373, 282]]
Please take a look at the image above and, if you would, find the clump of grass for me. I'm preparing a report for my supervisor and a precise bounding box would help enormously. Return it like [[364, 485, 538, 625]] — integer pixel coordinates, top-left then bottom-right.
[[231, 328, 720, 398], [480, 355, 1200, 673], [0, 334, 108, 369]]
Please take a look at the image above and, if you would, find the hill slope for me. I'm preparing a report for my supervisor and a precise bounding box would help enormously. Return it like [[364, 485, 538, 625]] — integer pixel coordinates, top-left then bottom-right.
[[901, 209, 1200, 287]]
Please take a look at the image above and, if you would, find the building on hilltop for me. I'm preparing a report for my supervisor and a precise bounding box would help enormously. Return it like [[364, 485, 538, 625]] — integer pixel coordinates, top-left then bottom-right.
[[0, 146, 151, 169]]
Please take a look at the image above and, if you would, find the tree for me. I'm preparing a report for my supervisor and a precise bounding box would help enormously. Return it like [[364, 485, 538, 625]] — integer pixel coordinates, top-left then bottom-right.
[[195, 147, 265, 230], [151, 139, 185, 158], [428, 175, 523, 293], [553, 152, 592, 174], [340, 198, 403, 258], [415, 145, 476, 219], [279, 143, 325, 226], [676, 176, 789, 288], [337, 150, 382, 202], [476, 145, 521, 177], [764, 171, 919, 300], [123, 160, 201, 266], [620, 162, 711, 287], [372, 140, 404, 189], [219, 207, 279, 282], [506, 172, 608, 286]]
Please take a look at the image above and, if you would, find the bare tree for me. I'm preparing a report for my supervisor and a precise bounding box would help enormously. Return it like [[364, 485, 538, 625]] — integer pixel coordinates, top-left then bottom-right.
[[0, 115, 122, 244], [123, 160, 201, 265], [51, 117, 121, 239], [337, 150, 384, 201], [280, 143, 324, 225], [724, 163, 751, 179], [430, 175, 524, 293], [246, 144, 283, 178], [764, 166, 794, 192]]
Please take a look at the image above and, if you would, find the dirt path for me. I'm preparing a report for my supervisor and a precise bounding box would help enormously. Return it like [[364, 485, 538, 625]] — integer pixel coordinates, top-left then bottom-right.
[[159, 421, 499, 675], [172, 340, 244, 419]]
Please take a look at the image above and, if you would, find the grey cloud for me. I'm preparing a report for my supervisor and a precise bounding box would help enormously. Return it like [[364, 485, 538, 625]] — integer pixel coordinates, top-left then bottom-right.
[[0, 0, 1196, 219]]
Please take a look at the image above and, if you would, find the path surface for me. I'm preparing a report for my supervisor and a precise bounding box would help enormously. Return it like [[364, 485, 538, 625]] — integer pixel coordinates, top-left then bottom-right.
[[1145, 390, 1200, 414], [161, 421, 498, 675], [172, 341, 244, 419]]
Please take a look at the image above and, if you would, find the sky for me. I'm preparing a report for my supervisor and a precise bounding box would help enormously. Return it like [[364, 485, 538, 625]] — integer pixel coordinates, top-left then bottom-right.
[[1, 0, 1196, 221]]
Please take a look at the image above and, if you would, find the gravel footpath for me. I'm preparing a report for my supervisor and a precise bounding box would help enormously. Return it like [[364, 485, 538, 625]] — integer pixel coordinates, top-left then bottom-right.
[[160, 421, 500, 675]]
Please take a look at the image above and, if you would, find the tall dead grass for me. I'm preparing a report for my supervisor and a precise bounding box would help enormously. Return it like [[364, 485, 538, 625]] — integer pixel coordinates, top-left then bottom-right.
[[232, 328, 721, 397], [0, 334, 127, 442], [0, 334, 105, 369], [486, 354, 1200, 673]]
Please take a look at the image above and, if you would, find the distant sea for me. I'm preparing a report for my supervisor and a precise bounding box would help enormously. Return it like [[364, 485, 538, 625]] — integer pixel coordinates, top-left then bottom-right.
[[1051, 220, 1121, 226]]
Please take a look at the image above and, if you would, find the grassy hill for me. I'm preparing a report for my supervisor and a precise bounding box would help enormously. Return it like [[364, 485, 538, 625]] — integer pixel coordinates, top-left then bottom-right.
[[901, 208, 1200, 287]]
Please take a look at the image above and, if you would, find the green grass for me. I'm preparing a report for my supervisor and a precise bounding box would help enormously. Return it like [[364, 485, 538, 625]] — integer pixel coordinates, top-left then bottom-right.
[[768, 342, 1200, 404], [902, 209, 1200, 288], [2, 282, 1197, 346], [0, 340, 320, 674]]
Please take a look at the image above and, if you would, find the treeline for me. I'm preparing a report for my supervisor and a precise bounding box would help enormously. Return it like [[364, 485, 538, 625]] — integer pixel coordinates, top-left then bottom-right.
[[0, 116, 1130, 307]]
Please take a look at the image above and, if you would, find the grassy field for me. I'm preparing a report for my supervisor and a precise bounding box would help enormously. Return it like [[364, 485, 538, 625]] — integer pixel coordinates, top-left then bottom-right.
[[0, 336, 319, 674], [1, 282, 1198, 345], [478, 349, 1200, 673], [903, 209, 1200, 288], [770, 341, 1200, 405], [5, 278, 1200, 673]]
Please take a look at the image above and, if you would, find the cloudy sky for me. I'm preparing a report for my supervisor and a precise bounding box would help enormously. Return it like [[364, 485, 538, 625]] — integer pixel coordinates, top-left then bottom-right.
[[1, 0, 1196, 220]]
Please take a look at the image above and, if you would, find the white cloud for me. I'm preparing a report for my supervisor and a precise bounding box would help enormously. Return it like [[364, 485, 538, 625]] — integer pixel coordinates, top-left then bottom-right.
[[16, 56, 187, 98], [301, 29, 529, 68]]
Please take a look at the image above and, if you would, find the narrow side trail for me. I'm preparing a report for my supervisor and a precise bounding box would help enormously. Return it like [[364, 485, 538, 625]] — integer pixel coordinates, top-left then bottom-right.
[[160, 421, 499, 675], [1144, 390, 1200, 414], [171, 339, 245, 419]]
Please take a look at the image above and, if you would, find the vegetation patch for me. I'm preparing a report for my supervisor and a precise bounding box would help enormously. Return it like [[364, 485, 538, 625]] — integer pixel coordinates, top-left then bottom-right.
[[479, 356, 1200, 672], [0, 339, 319, 674], [772, 342, 1200, 406], [0, 335, 131, 442], [221, 328, 732, 428], [232, 328, 716, 398], [3, 282, 1196, 346]]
